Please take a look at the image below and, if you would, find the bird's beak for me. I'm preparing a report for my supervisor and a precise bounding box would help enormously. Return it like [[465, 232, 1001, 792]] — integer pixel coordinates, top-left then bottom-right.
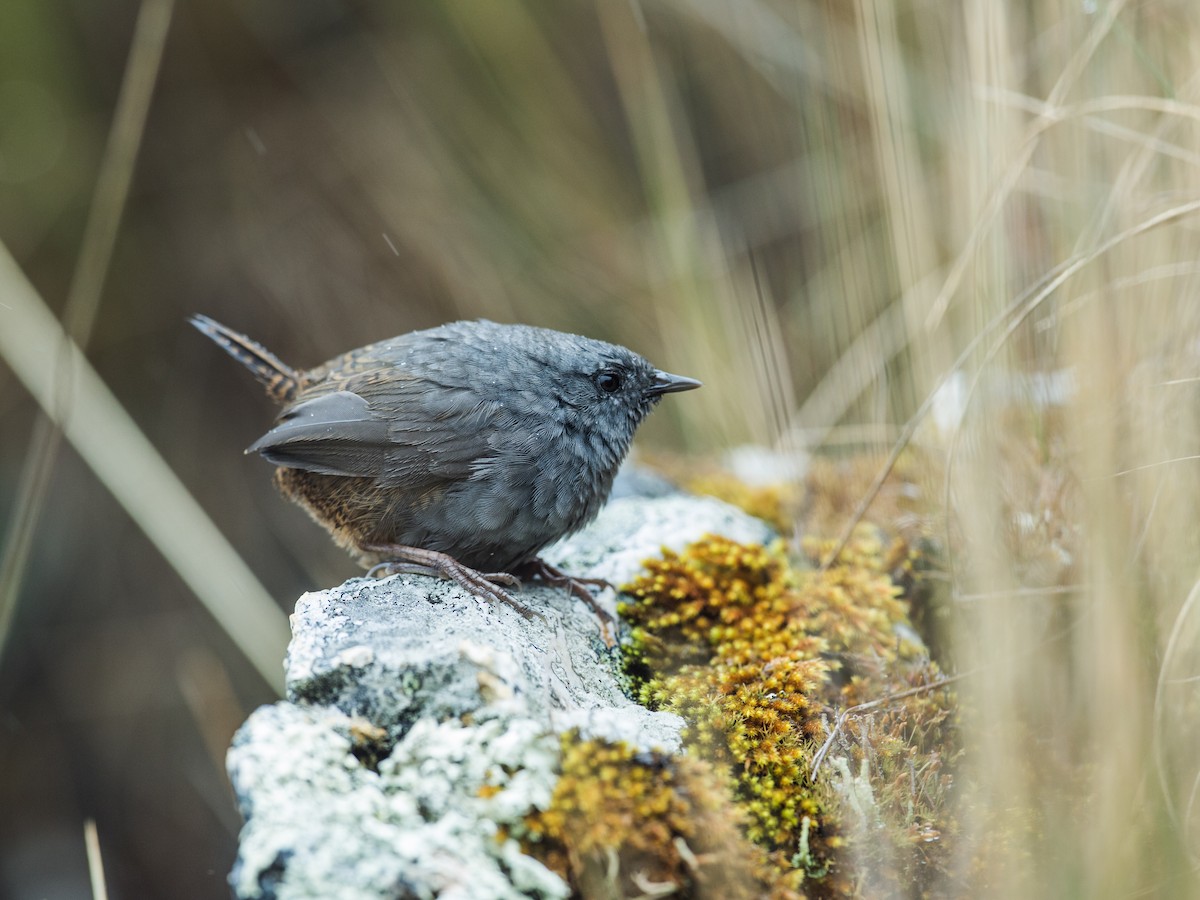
[[646, 370, 702, 396]]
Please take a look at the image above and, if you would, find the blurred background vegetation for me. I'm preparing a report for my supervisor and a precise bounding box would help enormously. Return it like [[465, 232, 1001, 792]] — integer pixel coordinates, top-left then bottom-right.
[[3, 0, 1200, 897]]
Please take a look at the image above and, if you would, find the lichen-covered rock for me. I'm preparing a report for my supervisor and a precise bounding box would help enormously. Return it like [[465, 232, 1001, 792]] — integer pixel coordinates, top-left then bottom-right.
[[227, 494, 771, 899], [283, 578, 680, 748], [228, 703, 568, 900]]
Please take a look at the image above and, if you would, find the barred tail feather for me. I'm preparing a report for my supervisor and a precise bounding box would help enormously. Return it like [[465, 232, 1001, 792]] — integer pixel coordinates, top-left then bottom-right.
[[190, 314, 299, 403]]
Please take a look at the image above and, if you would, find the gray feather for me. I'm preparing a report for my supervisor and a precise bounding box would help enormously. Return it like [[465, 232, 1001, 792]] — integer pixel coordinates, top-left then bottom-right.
[[247, 391, 389, 477]]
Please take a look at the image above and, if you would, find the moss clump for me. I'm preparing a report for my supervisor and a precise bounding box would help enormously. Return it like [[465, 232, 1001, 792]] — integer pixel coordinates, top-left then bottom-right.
[[800, 452, 935, 547], [650, 450, 935, 548], [620, 528, 958, 897], [523, 733, 799, 899], [684, 470, 803, 535]]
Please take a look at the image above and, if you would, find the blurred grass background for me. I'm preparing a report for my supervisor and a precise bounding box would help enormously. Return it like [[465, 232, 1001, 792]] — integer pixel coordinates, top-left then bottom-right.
[[3, 0, 1200, 897]]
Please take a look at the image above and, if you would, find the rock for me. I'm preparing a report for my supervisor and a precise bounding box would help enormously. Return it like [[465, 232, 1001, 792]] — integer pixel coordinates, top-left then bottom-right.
[[227, 494, 773, 899], [228, 703, 568, 900], [283, 577, 682, 750], [543, 494, 775, 587]]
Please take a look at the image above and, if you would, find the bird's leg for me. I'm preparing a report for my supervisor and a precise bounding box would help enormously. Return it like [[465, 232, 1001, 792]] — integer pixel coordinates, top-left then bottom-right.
[[520, 558, 617, 646], [363, 543, 537, 620], [367, 561, 437, 579], [366, 559, 521, 588], [368, 561, 523, 589], [523, 557, 614, 593]]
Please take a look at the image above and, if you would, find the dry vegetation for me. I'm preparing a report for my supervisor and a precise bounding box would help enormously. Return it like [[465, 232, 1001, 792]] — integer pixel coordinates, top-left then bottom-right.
[[2, 1, 1200, 897]]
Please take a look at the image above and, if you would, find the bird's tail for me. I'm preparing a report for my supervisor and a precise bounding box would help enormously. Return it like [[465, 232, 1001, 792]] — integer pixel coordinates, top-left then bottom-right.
[[190, 314, 299, 404]]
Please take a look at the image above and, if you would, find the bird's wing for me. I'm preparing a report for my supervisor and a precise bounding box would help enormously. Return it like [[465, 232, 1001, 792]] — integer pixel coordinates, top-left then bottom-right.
[[247, 391, 391, 477], [247, 378, 518, 485]]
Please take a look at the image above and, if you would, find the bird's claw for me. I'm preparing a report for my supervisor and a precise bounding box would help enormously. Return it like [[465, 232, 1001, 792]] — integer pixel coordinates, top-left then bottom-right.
[[363, 543, 542, 621], [523, 557, 617, 647]]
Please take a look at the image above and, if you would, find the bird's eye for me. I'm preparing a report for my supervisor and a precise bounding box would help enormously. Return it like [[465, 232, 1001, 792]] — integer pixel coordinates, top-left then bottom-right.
[[595, 370, 623, 393]]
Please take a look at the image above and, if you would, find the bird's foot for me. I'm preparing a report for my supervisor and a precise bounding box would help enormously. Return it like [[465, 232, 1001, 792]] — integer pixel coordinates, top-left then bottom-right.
[[363, 543, 539, 621], [366, 560, 521, 589], [520, 558, 617, 647]]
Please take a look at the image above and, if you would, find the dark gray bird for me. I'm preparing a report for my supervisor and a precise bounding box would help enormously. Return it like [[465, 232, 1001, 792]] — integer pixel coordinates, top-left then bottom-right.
[[191, 315, 700, 621]]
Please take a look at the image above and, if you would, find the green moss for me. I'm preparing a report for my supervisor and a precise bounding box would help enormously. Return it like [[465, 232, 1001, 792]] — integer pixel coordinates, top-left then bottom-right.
[[620, 528, 959, 898], [523, 733, 801, 899], [684, 470, 802, 534]]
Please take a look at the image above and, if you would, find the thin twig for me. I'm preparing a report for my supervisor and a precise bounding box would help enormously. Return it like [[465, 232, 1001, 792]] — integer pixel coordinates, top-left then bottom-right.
[[1154, 575, 1200, 846], [809, 673, 967, 781], [1106, 455, 1200, 478], [954, 584, 1088, 603]]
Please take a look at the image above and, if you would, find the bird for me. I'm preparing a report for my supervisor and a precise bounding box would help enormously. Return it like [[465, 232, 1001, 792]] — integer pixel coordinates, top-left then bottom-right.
[[191, 315, 700, 624]]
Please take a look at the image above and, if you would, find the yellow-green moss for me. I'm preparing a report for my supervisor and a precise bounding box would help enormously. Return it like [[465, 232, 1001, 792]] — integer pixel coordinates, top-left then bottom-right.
[[523, 733, 801, 899], [620, 528, 958, 898], [684, 470, 802, 534]]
